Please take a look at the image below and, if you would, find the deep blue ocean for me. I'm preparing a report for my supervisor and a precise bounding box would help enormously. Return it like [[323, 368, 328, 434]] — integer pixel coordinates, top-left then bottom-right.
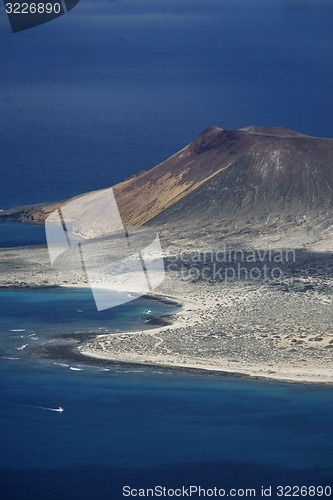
[[0, 285, 332, 500], [1, 0, 333, 498], [0, 0, 333, 209], [0, 221, 46, 247]]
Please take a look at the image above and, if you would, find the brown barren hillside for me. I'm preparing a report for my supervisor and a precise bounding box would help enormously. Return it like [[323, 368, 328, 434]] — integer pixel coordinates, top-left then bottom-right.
[[2, 126, 333, 242]]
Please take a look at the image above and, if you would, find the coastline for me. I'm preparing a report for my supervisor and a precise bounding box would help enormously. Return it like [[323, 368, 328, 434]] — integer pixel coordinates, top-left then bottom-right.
[[77, 294, 333, 386], [79, 350, 333, 386], [1, 244, 333, 386], [29, 319, 333, 386]]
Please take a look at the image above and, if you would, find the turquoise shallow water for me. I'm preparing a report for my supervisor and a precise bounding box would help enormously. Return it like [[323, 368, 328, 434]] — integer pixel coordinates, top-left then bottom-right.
[[0, 287, 176, 355], [0, 286, 332, 499]]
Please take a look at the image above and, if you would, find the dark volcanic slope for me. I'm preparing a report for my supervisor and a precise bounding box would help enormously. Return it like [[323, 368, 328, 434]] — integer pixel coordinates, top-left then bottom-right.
[[149, 127, 333, 228], [3, 126, 333, 237]]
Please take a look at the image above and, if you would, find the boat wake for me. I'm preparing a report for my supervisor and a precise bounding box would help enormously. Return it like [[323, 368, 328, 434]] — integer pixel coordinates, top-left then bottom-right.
[[0, 400, 64, 413]]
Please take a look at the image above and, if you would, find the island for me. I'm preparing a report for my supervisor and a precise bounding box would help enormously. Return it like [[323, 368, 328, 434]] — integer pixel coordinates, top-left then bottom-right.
[[1, 125, 333, 384]]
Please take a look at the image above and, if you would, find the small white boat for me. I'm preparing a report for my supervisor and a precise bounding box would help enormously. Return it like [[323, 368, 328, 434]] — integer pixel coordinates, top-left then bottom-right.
[[52, 407, 64, 412]]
